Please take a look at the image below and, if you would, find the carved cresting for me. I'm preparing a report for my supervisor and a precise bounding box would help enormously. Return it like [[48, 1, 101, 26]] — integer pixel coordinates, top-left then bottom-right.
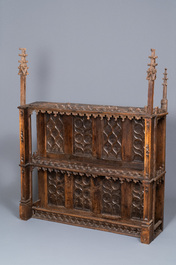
[[18, 48, 29, 105], [161, 68, 168, 112], [146, 49, 158, 114]]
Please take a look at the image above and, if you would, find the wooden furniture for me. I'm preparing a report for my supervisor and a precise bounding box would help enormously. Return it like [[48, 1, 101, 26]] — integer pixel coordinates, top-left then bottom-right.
[[18, 48, 168, 244]]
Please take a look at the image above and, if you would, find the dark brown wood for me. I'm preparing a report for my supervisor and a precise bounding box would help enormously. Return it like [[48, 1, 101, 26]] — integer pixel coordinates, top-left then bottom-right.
[[122, 118, 133, 161], [18, 48, 168, 244], [38, 170, 47, 208], [91, 177, 102, 214], [65, 173, 73, 209], [121, 181, 132, 219], [63, 115, 73, 154]]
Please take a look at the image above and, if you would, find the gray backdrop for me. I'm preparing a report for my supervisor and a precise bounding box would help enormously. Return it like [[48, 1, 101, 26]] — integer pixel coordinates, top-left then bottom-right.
[[0, 0, 176, 264]]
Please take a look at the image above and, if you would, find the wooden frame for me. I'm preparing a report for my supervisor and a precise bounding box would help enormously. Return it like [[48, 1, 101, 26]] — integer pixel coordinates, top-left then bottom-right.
[[18, 48, 168, 244]]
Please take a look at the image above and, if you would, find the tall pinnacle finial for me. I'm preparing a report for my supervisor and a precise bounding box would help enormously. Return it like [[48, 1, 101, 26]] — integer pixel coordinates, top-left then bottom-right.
[[161, 68, 168, 112], [146, 49, 158, 81], [18, 48, 28, 105], [18, 48, 29, 76], [147, 49, 158, 114]]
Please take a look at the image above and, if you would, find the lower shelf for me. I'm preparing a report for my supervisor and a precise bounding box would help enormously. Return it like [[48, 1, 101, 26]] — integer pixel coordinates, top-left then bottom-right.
[[19, 166, 165, 244], [32, 205, 141, 238]]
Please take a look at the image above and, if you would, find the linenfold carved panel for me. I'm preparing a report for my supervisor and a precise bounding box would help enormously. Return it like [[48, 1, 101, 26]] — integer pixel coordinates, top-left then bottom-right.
[[131, 182, 144, 219], [102, 117, 122, 160], [48, 171, 65, 206], [133, 119, 145, 161], [73, 175, 91, 211], [73, 116, 92, 156], [46, 114, 64, 153], [102, 178, 121, 216]]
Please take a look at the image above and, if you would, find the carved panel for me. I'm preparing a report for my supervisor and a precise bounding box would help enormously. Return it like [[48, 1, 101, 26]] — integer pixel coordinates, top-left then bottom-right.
[[73, 116, 92, 156], [102, 117, 122, 160], [46, 114, 64, 153], [102, 178, 121, 216], [133, 119, 145, 161], [73, 175, 91, 211], [48, 171, 65, 206], [131, 182, 144, 219]]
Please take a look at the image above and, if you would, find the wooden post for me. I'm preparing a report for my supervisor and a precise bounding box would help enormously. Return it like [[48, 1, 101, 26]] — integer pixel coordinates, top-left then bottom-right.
[[141, 50, 158, 242], [146, 49, 158, 114], [161, 68, 168, 112], [18, 48, 29, 105], [18, 48, 32, 220]]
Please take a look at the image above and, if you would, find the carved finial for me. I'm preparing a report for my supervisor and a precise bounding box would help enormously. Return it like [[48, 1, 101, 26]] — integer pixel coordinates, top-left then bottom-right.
[[146, 49, 158, 114], [18, 48, 29, 76], [162, 68, 168, 96], [146, 49, 158, 81], [161, 68, 168, 112], [18, 48, 28, 105]]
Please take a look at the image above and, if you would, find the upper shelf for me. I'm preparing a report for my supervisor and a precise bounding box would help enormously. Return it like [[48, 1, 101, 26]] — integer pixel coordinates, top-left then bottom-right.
[[18, 101, 167, 120]]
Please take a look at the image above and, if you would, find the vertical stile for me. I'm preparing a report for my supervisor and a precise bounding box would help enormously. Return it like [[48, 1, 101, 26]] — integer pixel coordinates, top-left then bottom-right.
[[18, 48, 32, 220]]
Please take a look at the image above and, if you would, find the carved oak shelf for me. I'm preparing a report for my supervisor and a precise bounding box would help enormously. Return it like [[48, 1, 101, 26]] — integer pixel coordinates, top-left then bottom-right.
[[18, 48, 168, 244]]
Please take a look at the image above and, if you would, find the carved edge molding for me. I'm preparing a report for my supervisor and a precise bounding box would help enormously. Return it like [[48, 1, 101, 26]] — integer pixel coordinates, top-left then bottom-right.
[[31, 156, 144, 182], [28, 156, 165, 183], [32, 209, 141, 237], [35, 110, 145, 121], [18, 106, 167, 120]]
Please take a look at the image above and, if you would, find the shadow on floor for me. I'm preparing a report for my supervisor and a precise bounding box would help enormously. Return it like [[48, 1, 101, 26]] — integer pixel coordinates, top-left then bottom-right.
[[0, 134, 20, 218], [164, 197, 176, 228]]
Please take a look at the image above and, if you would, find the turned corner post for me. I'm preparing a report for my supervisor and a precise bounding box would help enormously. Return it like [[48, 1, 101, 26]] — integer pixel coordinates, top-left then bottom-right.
[[18, 48, 29, 105], [161, 68, 168, 112], [18, 48, 32, 220], [141, 117, 154, 244], [146, 49, 158, 115]]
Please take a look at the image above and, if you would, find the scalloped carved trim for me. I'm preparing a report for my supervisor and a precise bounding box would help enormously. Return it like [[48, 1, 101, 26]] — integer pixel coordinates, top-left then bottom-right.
[[32, 209, 141, 236], [32, 110, 145, 121], [32, 156, 144, 182], [20, 102, 149, 120]]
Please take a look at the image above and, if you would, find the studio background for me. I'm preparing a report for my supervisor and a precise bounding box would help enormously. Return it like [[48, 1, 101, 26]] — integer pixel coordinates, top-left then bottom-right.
[[0, 0, 176, 264]]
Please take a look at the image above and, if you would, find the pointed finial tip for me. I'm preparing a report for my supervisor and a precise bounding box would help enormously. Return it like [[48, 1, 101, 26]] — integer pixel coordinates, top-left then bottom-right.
[[163, 68, 168, 83], [18, 48, 29, 76], [146, 49, 157, 81]]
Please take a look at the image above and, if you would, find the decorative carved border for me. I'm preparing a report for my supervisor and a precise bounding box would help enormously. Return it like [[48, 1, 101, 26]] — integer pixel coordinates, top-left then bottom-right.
[[32, 208, 141, 237], [18, 102, 149, 120], [31, 155, 144, 182], [18, 103, 168, 122]]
